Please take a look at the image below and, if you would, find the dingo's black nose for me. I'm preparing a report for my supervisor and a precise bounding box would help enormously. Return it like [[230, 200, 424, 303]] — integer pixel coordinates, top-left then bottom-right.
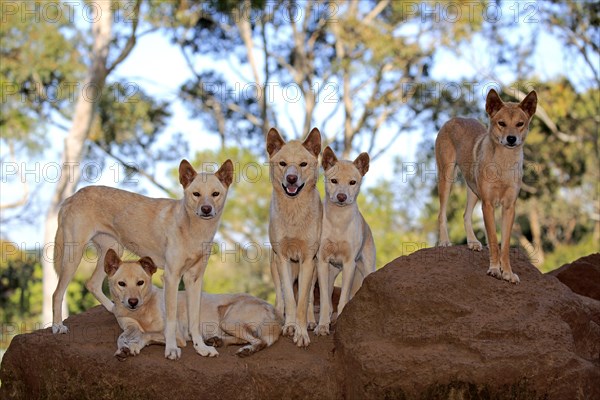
[[507, 136, 517, 145], [337, 193, 347, 203], [201, 205, 212, 215], [286, 174, 298, 184], [128, 298, 138, 308]]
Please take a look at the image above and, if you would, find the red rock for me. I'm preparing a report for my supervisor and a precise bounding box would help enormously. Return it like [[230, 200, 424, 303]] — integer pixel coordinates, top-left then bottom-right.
[[549, 253, 600, 301], [2, 246, 598, 399], [335, 246, 600, 399]]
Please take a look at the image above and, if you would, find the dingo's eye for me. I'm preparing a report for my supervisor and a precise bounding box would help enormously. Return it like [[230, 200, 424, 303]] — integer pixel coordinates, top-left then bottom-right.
[[331, 179, 338, 184], [300, 162, 307, 167], [349, 180, 356, 185], [212, 191, 220, 197], [279, 161, 287, 167], [516, 122, 524, 127], [193, 192, 200, 197], [137, 280, 144, 286], [118, 281, 126, 287], [498, 121, 506, 127]]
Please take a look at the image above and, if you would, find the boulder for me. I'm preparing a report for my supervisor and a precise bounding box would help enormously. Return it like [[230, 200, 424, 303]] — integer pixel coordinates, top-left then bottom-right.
[[335, 246, 600, 399], [549, 253, 600, 301], [0, 306, 339, 399], [2, 246, 598, 399]]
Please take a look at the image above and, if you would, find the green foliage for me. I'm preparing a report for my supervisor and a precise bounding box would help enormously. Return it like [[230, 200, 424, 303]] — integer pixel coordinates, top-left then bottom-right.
[[92, 81, 171, 146], [0, 240, 43, 353], [0, 1, 82, 150], [541, 234, 599, 273], [0, 241, 42, 324]]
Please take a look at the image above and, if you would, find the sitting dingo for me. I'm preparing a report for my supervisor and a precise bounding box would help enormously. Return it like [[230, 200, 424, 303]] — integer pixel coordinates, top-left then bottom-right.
[[314, 146, 376, 336], [105, 249, 282, 358]]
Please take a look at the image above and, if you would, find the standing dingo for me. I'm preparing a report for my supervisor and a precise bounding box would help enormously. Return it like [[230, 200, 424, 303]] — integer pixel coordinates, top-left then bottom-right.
[[266, 127, 322, 347], [314, 146, 376, 336], [52, 159, 233, 360], [435, 89, 537, 283]]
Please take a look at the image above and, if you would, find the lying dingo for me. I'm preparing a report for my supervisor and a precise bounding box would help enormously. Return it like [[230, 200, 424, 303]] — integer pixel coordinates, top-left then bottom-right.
[[105, 249, 281, 358]]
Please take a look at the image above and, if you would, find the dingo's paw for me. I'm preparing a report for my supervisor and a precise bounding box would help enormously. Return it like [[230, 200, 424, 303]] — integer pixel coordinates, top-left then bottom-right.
[[52, 323, 68, 334], [236, 345, 254, 357], [205, 336, 223, 348], [314, 324, 330, 336], [293, 327, 310, 347], [194, 342, 219, 357], [502, 271, 520, 284], [126, 340, 143, 355], [438, 240, 452, 247], [165, 346, 181, 360], [307, 321, 317, 331], [282, 323, 296, 337], [486, 267, 502, 280], [115, 346, 130, 361], [467, 241, 483, 251]]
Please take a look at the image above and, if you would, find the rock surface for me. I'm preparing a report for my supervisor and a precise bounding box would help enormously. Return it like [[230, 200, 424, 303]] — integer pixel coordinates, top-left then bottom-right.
[[549, 253, 600, 301], [2, 246, 599, 399]]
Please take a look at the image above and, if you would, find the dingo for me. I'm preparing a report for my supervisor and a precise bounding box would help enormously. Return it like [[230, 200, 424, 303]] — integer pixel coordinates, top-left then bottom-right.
[[435, 89, 537, 283], [104, 250, 281, 358], [266, 127, 322, 347], [315, 147, 376, 336], [52, 159, 233, 360]]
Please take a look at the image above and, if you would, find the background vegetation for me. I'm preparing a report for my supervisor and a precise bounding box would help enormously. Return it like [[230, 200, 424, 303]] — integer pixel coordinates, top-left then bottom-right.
[[1, 0, 598, 354]]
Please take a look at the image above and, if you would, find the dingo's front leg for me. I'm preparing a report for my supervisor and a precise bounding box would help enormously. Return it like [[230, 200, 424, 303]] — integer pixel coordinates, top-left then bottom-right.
[[337, 258, 357, 316], [294, 258, 315, 347], [500, 203, 519, 284], [482, 201, 501, 280], [270, 252, 284, 317], [163, 269, 181, 360], [183, 266, 218, 357], [314, 257, 332, 336], [278, 254, 297, 337]]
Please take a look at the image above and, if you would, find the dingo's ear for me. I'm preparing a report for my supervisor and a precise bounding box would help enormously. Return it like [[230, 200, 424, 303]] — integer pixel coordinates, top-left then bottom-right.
[[216, 159, 234, 188], [139, 256, 157, 276], [519, 90, 537, 119], [353, 152, 370, 176], [303, 127, 322, 157], [322, 146, 338, 171], [104, 249, 121, 277], [266, 128, 285, 157], [485, 89, 504, 118], [179, 159, 197, 189]]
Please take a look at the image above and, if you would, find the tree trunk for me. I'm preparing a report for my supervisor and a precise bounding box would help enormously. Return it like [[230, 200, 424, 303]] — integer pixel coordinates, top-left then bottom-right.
[[41, 1, 113, 325]]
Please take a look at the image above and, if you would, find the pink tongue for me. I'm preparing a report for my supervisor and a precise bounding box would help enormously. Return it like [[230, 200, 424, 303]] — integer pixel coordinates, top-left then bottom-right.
[[287, 186, 298, 194]]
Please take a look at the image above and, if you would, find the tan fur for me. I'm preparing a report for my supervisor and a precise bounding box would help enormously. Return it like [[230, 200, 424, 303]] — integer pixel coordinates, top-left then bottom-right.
[[104, 250, 281, 359], [435, 89, 537, 284], [51, 159, 234, 360], [314, 147, 376, 336], [266, 127, 322, 347]]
